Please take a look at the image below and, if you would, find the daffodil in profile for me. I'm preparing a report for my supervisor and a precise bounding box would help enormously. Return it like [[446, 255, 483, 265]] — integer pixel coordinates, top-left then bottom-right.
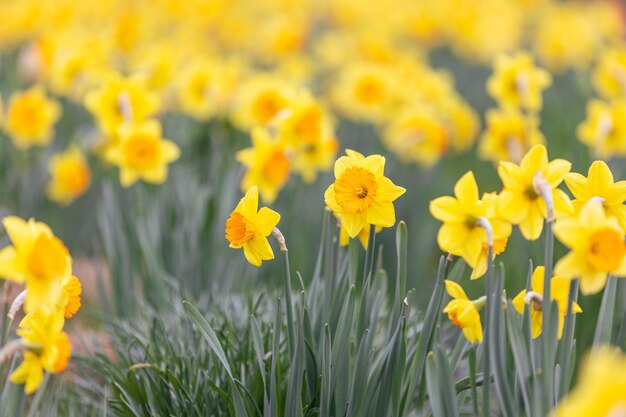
[[512, 266, 582, 339], [497, 144, 573, 240], [225, 186, 281, 266], [105, 119, 180, 187], [10, 310, 71, 394], [550, 347, 626, 417], [565, 160, 626, 231], [486, 51, 552, 111], [430, 172, 511, 279], [59, 275, 82, 319], [324, 150, 406, 239], [443, 280, 483, 344], [554, 201, 626, 295], [0, 216, 71, 313]]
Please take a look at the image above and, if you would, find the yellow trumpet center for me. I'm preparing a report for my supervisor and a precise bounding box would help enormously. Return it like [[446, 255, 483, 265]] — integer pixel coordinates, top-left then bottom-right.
[[334, 167, 378, 214], [586, 228, 626, 272], [448, 310, 462, 328], [262, 150, 291, 185], [252, 90, 287, 125], [56, 159, 91, 195], [63, 275, 82, 319], [225, 212, 257, 246], [27, 234, 69, 280], [124, 133, 161, 170], [52, 332, 72, 373], [354, 76, 384, 104], [482, 237, 508, 255]]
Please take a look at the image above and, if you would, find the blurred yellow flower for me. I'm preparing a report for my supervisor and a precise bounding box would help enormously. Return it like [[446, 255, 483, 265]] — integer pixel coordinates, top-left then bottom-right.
[[84, 73, 159, 135], [60, 275, 82, 319], [237, 127, 292, 204], [232, 75, 294, 131], [577, 99, 626, 158], [593, 47, 626, 99], [443, 280, 483, 344], [274, 92, 338, 183], [225, 186, 281, 267], [325, 150, 405, 238], [512, 266, 582, 339], [497, 145, 572, 240], [331, 63, 399, 124], [532, 4, 597, 73], [4, 85, 61, 149], [550, 347, 626, 417], [486, 51, 552, 111], [176, 58, 243, 121], [430, 172, 511, 279], [565, 160, 626, 231], [0, 216, 70, 313], [46, 146, 91, 206], [554, 201, 626, 295], [478, 107, 545, 163], [106, 119, 180, 187], [383, 106, 449, 167], [10, 310, 71, 394]]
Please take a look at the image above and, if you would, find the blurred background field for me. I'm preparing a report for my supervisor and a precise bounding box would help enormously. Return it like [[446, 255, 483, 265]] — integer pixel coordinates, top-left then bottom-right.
[[1, 0, 626, 415]]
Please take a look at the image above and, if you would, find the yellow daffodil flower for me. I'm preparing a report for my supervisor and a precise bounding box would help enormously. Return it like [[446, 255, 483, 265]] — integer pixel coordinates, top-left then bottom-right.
[[105, 119, 180, 187], [592, 47, 626, 99], [4, 85, 61, 149], [176, 58, 243, 121], [274, 92, 338, 183], [430, 172, 512, 279], [324, 150, 406, 238], [478, 107, 545, 163], [565, 160, 626, 231], [10, 310, 71, 394], [0, 216, 71, 313], [382, 106, 449, 168], [236, 127, 292, 204], [232, 76, 295, 131], [497, 144, 573, 240], [554, 201, 626, 295], [331, 62, 399, 124], [225, 186, 281, 266], [60, 275, 82, 319], [46, 146, 92, 206], [512, 266, 582, 339], [550, 347, 626, 417], [577, 99, 626, 159], [84, 73, 159, 135], [532, 4, 596, 73], [486, 51, 552, 111], [443, 280, 483, 343]]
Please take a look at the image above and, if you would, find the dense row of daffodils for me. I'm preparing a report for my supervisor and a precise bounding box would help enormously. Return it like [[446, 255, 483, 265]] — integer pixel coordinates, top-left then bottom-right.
[[225, 144, 626, 415], [0, 217, 81, 393], [0, 0, 624, 209]]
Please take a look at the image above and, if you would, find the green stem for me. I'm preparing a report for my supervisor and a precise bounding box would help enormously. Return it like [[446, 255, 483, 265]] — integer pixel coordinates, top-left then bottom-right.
[[273, 228, 295, 359], [542, 218, 555, 412], [470, 345, 479, 416], [482, 245, 493, 417], [558, 278, 579, 399]]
